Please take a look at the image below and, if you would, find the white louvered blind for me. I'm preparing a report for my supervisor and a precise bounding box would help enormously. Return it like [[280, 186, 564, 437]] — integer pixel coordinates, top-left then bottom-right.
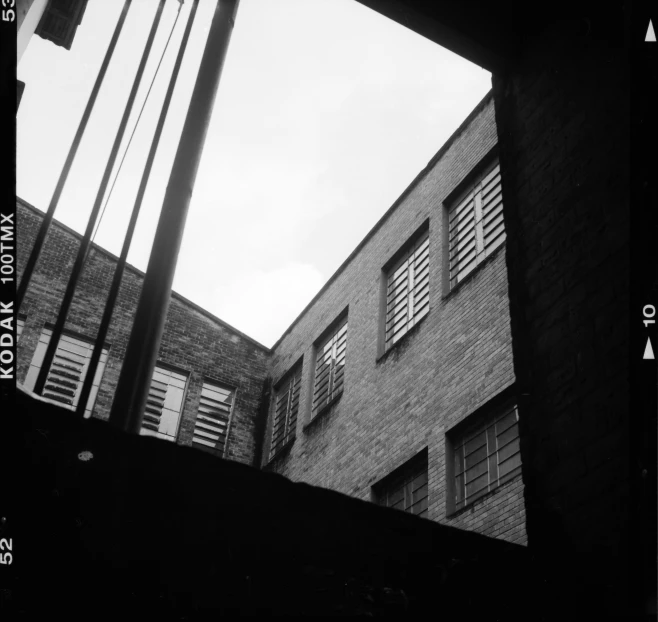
[[449, 162, 505, 288], [385, 232, 430, 350], [192, 382, 235, 456], [312, 320, 347, 418], [140, 366, 187, 442], [270, 366, 301, 459], [24, 328, 108, 418]]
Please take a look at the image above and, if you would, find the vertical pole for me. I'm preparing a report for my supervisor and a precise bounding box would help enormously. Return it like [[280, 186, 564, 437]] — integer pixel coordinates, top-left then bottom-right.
[[16, 0, 132, 312], [33, 0, 167, 399], [109, 0, 240, 434], [76, 0, 201, 418]]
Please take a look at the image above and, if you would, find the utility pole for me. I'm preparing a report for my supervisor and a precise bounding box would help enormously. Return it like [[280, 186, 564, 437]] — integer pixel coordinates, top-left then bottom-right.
[[109, 0, 240, 434]]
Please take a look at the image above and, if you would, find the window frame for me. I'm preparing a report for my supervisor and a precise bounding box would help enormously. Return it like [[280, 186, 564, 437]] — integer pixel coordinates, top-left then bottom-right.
[[192, 379, 236, 457], [373, 448, 429, 519], [140, 363, 189, 443], [269, 363, 302, 460], [446, 157, 505, 291], [380, 224, 430, 356], [23, 325, 109, 418], [446, 399, 521, 516], [310, 313, 348, 421]]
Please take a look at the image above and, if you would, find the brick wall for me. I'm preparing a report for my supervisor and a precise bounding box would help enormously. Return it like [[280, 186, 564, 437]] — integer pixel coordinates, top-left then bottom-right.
[[263, 92, 526, 545], [492, 16, 630, 611], [16, 198, 271, 466]]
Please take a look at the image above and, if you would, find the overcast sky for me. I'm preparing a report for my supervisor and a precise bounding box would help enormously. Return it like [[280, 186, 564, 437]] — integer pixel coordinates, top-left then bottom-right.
[[17, 0, 491, 348]]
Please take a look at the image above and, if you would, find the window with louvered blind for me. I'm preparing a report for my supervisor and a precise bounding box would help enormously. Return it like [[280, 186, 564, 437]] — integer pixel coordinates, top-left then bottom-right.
[[35, 0, 88, 51], [140, 366, 188, 442], [192, 382, 235, 456], [312, 318, 347, 419], [384, 231, 430, 351], [451, 403, 521, 513], [270, 365, 301, 459], [24, 327, 108, 418], [375, 450, 429, 519], [448, 161, 505, 289]]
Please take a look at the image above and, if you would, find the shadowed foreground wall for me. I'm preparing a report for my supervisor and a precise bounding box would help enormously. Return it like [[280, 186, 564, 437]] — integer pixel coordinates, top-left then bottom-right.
[[493, 14, 631, 614], [9, 390, 555, 617]]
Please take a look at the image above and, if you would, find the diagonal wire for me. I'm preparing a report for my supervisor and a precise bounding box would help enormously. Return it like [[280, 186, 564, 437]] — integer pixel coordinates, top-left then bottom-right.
[[75, 0, 199, 419], [91, 0, 184, 246], [16, 0, 133, 312]]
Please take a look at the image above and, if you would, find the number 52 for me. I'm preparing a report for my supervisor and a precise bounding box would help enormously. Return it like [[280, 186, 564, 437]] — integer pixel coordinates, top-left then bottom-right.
[[0, 538, 12, 565]]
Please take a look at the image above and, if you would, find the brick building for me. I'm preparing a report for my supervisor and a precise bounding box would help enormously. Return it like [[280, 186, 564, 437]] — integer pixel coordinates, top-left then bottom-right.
[[17, 90, 525, 544], [262, 91, 525, 544], [13, 2, 647, 615], [17, 198, 271, 467]]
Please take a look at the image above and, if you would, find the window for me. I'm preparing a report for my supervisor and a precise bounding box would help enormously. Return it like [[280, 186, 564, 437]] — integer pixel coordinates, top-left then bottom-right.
[[312, 318, 347, 418], [384, 231, 429, 351], [451, 403, 521, 512], [192, 382, 235, 456], [375, 450, 428, 518], [24, 327, 108, 418], [448, 160, 505, 288], [270, 365, 301, 459], [34, 0, 88, 51], [140, 366, 188, 442]]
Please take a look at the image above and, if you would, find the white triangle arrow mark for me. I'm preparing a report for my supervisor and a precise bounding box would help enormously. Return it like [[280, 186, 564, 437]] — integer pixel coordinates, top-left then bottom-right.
[[646, 20, 656, 42], [643, 337, 655, 359]]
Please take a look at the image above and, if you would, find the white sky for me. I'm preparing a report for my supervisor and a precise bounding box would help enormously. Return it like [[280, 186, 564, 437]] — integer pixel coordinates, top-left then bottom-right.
[[17, 0, 491, 348]]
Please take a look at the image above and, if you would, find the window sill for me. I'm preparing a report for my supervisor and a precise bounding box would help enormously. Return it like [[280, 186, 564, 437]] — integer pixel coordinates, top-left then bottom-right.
[[443, 243, 505, 300], [266, 436, 295, 467], [304, 393, 342, 432], [376, 314, 428, 365], [446, 472, 522, 519]]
